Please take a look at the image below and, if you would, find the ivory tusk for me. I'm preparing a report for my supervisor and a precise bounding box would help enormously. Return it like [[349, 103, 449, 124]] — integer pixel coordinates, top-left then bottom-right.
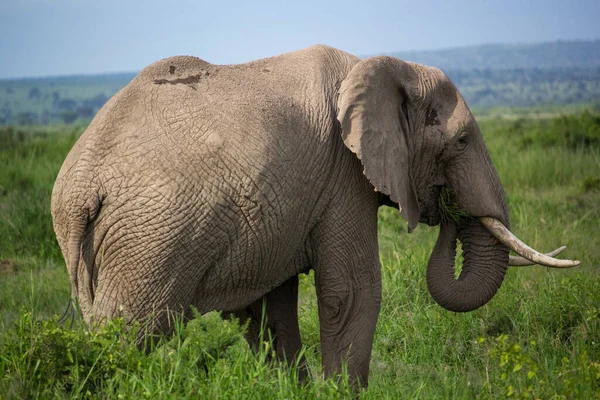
[[479, 217, 580, 268], [509, 246, 567, 266]]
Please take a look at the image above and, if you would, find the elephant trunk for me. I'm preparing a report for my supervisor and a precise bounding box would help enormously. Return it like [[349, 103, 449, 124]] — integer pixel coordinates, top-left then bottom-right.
[[426, 219, 509, 312]]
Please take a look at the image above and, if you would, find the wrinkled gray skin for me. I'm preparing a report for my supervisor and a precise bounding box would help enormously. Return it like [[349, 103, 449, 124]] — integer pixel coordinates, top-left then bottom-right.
[[52, 45, 509, 387]]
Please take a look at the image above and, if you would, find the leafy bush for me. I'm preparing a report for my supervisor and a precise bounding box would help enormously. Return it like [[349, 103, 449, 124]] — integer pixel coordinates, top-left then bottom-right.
[[518, 110, 600, 149], [0, 308, 356, 398], [0, 308, 246, 398], [1, 309, 139, 397], [481, 334, 539, 398], [158, 309, 245, 371], [480, 333, 600, 399]]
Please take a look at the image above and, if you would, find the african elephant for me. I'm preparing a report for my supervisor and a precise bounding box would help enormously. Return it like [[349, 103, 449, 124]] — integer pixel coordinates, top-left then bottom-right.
[[51, 45, 577, 387]]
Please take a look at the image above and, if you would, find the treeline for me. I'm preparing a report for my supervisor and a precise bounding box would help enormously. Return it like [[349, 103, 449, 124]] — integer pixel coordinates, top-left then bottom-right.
[[0, 73, 134, 126], [1, 91, 108, 125], [447, 67, 600, 107]]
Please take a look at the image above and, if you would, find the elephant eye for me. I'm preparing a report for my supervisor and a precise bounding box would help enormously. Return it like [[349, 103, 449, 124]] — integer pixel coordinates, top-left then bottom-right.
[[456, 135, 468, 151]]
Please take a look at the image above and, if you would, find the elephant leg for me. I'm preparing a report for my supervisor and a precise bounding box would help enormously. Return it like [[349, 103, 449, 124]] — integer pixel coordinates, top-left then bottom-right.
[[310, 204, 381, 388], [223, 275, 309, 381]]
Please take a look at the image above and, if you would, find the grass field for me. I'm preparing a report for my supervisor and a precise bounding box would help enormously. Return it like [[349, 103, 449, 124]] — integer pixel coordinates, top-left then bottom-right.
[[0, 109, 599, 398]]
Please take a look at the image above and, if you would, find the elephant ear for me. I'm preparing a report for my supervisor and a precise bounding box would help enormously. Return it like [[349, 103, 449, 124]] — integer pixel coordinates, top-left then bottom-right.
[[337, 56, 421, 232]]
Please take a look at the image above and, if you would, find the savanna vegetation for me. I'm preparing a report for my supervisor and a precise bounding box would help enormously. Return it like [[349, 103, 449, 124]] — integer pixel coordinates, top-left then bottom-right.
[[0, 106, 599, 398]]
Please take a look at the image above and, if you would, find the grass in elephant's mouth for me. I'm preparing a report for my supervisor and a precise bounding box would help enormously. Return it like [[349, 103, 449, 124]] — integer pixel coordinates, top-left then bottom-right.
[[439, 187, 472, 224]]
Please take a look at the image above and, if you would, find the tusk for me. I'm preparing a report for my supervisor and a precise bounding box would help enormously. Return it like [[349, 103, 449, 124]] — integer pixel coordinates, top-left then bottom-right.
[[509, 246, 566, 266], [479, 217, 580, 268]]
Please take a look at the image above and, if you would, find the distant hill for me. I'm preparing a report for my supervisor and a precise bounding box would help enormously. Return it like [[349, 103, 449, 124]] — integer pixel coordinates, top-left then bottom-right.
[[384, 40, 600, 70], [382, 40, 600, 108], [0, 40, 599, 125], [447, 66, 599, 108]]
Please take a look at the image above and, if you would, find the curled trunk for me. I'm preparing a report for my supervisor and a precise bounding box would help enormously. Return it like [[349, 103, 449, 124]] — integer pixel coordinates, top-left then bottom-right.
[[426, 219, 509, 312]]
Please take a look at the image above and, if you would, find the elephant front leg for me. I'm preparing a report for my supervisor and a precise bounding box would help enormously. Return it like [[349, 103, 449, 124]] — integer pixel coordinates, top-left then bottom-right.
[[223, 275, 309, 381], [311, 209, 382, 388]]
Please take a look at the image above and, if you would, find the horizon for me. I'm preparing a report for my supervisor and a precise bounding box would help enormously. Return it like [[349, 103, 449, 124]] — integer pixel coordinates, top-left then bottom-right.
[[1, 38, 598, 81], [1, 0, 599, 79]]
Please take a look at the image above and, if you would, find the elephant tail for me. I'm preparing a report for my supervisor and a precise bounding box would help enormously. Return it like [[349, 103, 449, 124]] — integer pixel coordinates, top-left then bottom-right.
[[65, 193, 102, 317]]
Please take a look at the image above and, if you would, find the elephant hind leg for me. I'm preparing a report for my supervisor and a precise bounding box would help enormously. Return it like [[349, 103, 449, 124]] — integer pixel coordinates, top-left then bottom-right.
[[90, 253, 200, 348], [223, 275, 309, 381]]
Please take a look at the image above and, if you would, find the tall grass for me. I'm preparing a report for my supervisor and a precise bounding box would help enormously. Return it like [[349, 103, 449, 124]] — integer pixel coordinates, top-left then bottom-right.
[[0, 111, 599, 398]]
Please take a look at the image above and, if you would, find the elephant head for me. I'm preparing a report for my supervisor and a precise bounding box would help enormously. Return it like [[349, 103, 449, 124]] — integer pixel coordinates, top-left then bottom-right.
[[337, 56, 578, 312]]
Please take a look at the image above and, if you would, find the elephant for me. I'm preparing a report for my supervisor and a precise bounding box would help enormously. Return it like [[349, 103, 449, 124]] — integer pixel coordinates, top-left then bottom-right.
[[51, 45, 578, 387]]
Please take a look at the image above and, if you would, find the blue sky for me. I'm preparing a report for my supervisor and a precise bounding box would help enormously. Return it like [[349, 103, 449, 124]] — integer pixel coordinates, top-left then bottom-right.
[[0, 0, 598, 78]]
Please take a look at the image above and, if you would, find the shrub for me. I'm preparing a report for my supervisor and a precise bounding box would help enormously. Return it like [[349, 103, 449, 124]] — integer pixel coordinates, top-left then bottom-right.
[[480, 333, 600, 398], [0, 308, 246, 398], [0, 309, 141, 397], [519, 110, 600, 149]]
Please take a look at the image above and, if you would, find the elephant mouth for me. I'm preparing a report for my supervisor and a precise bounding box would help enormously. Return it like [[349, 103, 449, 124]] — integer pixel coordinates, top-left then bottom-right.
[[419, 185, 444, 226], [434, 187, 579, 268], [420, 213, 441, 226]]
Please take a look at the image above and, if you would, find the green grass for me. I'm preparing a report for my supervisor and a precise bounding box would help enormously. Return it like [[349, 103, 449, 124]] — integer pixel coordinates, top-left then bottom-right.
[[1, 110, 599, 398]]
